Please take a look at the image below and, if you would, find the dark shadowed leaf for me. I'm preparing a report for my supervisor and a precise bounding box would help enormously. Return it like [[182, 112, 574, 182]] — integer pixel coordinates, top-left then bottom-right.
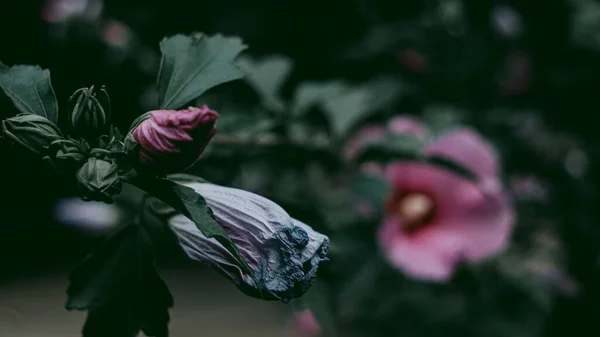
[[290, 81, 347, 118], [354, 133, 426, 163], [65, 224, 173, 337], [236, 54, 293, 113], [295, 280, 339, 336], [349, 172, 391, 219], [157, 33, 248, 110], [0, 63, 59, 123], [128, 177, 254, 277], [291, 77, 404, 139]]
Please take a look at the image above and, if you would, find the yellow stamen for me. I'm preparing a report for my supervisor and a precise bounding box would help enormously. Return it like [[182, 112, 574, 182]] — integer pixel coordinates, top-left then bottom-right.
[[396, 193, 434, 230]]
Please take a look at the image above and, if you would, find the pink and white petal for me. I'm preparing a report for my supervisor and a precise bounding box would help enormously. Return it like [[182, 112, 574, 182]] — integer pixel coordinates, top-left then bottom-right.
[[378, 218, 462, 282], [423, 128, 499, 181], [387, 116, 428, 138]]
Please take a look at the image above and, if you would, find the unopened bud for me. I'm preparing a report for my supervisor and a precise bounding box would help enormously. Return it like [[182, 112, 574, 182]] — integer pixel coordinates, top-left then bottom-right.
[[75, 157, 122, 202], [1, 113, 63, 155], [69, 85, 110, 138]]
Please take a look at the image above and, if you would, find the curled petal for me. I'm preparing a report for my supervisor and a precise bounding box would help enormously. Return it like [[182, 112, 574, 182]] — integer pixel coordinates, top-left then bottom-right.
[[167, 183, 329, 302], [129, 105, 218, 174]]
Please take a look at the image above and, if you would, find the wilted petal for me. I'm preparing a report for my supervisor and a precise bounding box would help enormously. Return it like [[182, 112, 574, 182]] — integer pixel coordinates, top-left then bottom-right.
[[167, 183, 329, 302]]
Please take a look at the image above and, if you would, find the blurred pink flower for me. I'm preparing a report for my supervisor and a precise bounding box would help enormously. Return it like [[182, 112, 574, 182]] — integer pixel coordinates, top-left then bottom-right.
[[41, 0, 102, 23], [130, 105, 218, 173], [343, 124, 385, 160], [292, 310, 322, 337], [387, 116, 428, 138], [102, 20, 131, 48], [377, 124, 514, 281]]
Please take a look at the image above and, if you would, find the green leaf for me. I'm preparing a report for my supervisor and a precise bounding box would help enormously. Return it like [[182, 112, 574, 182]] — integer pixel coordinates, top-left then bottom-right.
[[156, 33, 248, 110], [291, 77, 404, 139], [290, 81, 347, 118], [337, 258, 382, 321], [127, 177, 254, 277], [349, 172, 391, 214], [354, 133, 426, 163], [0, 63, 59, 123], [66, 224, 173, 337], [421, 104, 467, 135], [236, 54, 293, 112]]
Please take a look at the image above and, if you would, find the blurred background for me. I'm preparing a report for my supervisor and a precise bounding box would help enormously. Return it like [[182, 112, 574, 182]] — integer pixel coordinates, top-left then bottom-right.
[[2, 0, 600, 336]]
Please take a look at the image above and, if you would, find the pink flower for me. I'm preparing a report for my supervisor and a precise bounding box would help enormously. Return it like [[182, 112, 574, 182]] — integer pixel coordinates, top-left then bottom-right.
[[41, 0, 102, 23], [102, 20, 131, 48], [377, 124, 514, 281], [387, 116, 428, 138], [343, 124, 386, 160], [130, 105, 218, 174], [292, 310, 322, 337]]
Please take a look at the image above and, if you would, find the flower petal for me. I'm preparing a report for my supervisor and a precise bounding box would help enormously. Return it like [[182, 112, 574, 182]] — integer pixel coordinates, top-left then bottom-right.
[[443, 191, 514, 261], [167, 183, 329, 302], [377, 217, 459, 282], [423, 128, 499, 182], [387, 116, 428, 138]]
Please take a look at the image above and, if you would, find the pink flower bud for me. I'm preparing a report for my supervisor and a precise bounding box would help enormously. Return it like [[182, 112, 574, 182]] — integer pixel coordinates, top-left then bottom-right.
[[128, 105, 218, 174]]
